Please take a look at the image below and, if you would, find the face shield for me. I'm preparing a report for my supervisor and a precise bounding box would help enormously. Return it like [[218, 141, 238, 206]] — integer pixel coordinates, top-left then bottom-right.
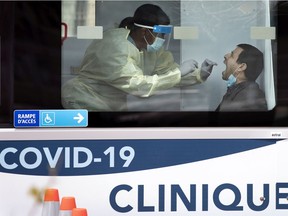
[[134, 23, 173, 50]]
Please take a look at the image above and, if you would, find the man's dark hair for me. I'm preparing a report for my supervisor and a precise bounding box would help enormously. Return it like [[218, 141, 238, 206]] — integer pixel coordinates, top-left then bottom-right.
[[236, 43, 264, 81]]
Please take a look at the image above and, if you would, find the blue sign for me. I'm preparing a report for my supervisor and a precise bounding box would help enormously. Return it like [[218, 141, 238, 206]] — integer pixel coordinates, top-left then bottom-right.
[[39, 110, 88, 127], [14, 110, 39, 127], [14, 110, 88, 128]]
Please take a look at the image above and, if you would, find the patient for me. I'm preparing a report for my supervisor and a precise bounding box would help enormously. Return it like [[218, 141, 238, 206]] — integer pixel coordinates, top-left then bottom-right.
[[216, 44, 267, 111]]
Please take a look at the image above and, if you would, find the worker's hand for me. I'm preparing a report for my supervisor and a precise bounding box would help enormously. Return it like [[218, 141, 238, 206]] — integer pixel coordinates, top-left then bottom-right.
[[179, 59, 199, 76], [200, 59, 217, 81]]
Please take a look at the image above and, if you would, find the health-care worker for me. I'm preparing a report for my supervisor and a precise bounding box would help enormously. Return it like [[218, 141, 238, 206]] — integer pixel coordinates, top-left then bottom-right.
[[62, 4, 217, 111]]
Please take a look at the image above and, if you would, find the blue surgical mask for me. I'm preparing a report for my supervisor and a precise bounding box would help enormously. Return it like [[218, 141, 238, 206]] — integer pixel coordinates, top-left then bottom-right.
[[144, 30, 165, 52], [226, 65, 241, 87], [226, 74, 237, 87]]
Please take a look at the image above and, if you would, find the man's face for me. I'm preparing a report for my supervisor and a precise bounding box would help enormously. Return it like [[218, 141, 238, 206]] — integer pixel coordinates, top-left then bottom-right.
[[222, 47, 243, 80]]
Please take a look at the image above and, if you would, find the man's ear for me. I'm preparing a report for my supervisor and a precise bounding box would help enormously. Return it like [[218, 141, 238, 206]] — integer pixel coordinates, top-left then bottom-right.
[[240, 63, 247, 71]]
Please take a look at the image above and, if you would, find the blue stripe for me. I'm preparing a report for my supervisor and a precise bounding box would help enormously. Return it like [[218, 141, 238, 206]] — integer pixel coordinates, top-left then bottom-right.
[[0, 139, 279, 176]]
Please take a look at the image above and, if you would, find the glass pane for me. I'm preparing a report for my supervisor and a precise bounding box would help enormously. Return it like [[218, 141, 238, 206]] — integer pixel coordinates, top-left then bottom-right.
[[62, 0, 95, 36]]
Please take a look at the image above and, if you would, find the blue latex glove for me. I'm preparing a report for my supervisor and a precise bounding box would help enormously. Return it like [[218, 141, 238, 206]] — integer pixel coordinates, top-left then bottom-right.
[[200, 59, 217, 80], [179, 59, 199, 76]]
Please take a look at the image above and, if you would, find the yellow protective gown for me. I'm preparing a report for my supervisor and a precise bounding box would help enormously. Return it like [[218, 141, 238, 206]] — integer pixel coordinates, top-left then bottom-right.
[[62, 28, 202, 111]]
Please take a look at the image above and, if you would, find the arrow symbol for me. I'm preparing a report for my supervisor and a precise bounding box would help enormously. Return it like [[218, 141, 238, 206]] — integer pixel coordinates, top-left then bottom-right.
[[73, 113, 84, 123]]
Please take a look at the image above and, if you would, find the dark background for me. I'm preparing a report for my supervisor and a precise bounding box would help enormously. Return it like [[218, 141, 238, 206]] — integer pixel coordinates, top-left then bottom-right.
[[0, 1, 287, 127], [0, 1, 61, 127]]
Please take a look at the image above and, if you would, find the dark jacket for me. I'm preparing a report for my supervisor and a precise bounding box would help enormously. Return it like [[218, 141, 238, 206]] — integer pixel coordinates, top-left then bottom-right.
[[216, 81, 268, 111]]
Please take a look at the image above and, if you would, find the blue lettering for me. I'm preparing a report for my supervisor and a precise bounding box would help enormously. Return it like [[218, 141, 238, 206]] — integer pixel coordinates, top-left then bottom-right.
[[108, 183, 288, 213], [247, 184, 269, 211], [171, 184, 196, 211], [110, 184, 133, 213], [213, 183, 243, 211], [276, 183, 288, 209], [202, 184, 209, 211], [159, 185, 165, 211], [138, 185, 154, 212]]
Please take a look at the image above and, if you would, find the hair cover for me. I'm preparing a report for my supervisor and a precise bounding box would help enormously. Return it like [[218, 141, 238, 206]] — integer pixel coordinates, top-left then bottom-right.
[[119, 4, 170, 30]]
